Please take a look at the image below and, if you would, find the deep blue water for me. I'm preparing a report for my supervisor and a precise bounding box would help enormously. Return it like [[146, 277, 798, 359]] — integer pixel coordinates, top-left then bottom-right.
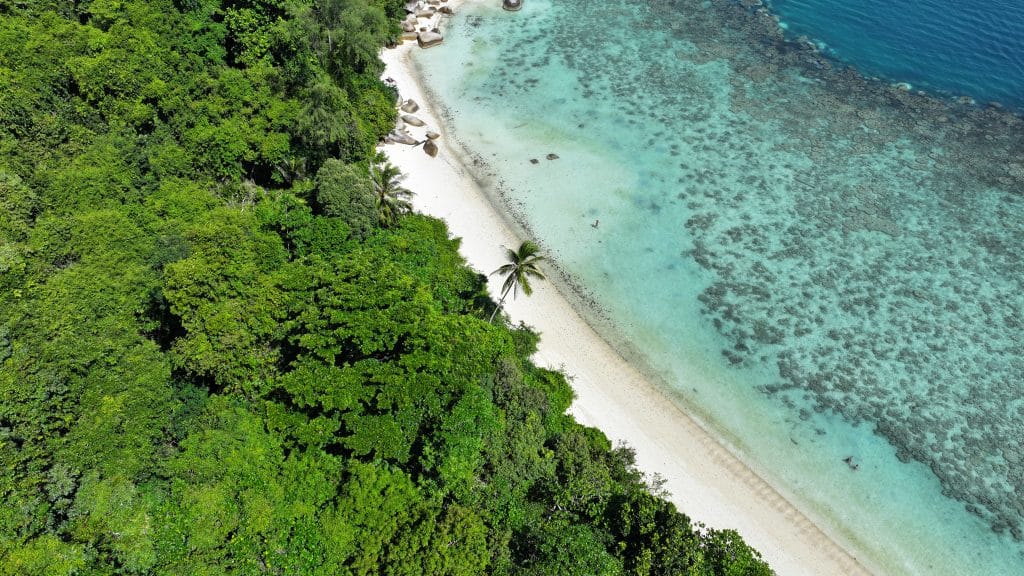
[[767, 0, 1024, 108]]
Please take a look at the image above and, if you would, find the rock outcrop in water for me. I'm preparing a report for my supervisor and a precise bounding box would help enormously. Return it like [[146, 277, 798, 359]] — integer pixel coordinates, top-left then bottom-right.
[[503, 0, 522, 11]]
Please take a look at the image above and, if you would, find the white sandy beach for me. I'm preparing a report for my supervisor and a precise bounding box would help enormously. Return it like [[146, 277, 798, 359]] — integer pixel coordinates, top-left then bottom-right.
[[380, 5, 875, 575]]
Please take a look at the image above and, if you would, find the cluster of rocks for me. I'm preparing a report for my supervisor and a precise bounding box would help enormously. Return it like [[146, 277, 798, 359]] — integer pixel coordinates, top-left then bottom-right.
[[384, 99, 441, 157], [400, 0, 453, 48], [386, 1, 458, 155]]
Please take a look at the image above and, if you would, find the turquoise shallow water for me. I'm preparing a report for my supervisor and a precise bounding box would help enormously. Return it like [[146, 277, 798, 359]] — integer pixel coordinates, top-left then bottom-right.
[[415, 1, 1024, 573]]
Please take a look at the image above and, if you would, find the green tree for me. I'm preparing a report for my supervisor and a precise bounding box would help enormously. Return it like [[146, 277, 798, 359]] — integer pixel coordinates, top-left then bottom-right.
[[369, 159, 413, 228], [300, 0, 396, 76], [163, 208, 289, 395], [295, 76, 361, 164], [511, 518, 621, 576], [314, 158, 377, 237], [604, 488, 700, 576], [695, 528, 773, 576], [489, 240, 547, 322]]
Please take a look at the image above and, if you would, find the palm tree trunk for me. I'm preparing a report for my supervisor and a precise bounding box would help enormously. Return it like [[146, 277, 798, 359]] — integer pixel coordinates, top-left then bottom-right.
[[488, 285, 513, 323]]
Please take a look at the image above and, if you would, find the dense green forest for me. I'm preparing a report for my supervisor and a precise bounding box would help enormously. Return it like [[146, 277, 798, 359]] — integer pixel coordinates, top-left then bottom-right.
[[0, 0, 772, 573]]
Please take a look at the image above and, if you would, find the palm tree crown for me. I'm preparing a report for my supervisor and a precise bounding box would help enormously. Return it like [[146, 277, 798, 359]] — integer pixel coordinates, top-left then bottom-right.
[[489, 240, 546, 322], [369, 159, 413, 227]]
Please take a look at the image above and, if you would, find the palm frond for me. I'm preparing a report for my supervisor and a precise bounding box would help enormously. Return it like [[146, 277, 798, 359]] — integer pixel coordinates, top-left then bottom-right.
[[493, 263, 516, 276], [519, 276, 533, 296], [489, 240, 547, 322], [523, 267, 545, 280], [369, 159, 415, 228]]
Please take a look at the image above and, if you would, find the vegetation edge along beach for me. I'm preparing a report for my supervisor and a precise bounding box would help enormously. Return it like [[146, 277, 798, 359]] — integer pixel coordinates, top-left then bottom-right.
[[1, 1, 778, 574]]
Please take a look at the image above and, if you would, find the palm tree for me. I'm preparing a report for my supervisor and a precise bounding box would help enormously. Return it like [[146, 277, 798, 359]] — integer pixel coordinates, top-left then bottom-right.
[[369, 158, 413, 227], [489, 240, 546, 322]]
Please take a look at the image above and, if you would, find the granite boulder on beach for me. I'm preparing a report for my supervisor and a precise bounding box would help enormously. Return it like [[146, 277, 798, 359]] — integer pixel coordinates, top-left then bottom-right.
[[423, 139, 438, 157], [401, 114, 426, 127], [386, 130, 418, 145], [417, 31, 443, 48]]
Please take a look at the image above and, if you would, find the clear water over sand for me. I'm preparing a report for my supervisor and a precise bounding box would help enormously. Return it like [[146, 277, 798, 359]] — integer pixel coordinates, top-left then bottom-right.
[[415, 1, 1024, 573]]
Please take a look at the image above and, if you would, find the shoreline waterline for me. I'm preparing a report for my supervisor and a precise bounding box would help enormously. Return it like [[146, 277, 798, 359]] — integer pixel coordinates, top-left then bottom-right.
[[378, 7, 878, 575]]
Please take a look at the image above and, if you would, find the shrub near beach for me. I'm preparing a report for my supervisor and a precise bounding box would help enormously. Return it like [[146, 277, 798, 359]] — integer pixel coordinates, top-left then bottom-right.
[[0, 1, 771, 574]]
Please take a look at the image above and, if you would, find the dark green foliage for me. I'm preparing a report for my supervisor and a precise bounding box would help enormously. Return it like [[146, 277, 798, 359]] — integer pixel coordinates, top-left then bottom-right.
[[314, 158, 377, 238], [511, 518, 622, 575], [300, 0, 396, 76], [366, 215, 491, 314], [0, 1, 774, 575]]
